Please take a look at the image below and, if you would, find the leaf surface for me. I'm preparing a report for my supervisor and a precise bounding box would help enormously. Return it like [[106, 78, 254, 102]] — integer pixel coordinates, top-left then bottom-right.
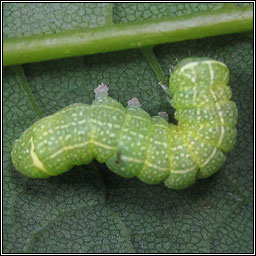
[[3, 3, 253, 253]]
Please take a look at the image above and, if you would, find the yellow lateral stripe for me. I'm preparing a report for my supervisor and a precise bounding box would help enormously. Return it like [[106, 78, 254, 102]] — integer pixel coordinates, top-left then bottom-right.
[[120, 155, 169, 171], [93, 141, 117, 150], [49, 141, 90, 159], [49, 140, 116, 160], [120, 155, 144, 164], [170, 165, 197, 174], [145, 161, 169, 171], [210, 89, 226, 147], [30, 137, 51, 175], [217, 125, 225, 147], [200, 148, 217, 168]]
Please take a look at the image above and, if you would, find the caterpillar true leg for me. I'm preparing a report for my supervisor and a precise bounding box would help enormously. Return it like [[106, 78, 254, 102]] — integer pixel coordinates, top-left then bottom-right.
[[94, 82, 109, 98], [159, 81, 172, 105], [127, 97, 141, 108]]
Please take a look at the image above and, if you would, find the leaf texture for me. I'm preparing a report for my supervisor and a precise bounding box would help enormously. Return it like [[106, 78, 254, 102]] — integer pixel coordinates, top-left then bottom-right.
[[3, 3, 253, 253]]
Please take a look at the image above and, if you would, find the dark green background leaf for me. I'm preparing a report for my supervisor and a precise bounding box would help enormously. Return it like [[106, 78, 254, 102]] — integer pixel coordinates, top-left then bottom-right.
[[3, 3, 253, 253]]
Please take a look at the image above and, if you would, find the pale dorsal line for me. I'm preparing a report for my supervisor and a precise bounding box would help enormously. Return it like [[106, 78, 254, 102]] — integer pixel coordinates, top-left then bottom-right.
[[180, 60, 227, 72], [209, 89, 226, 147], [200, 148, 217, 168], [208, 63, 214, 86], [30, 137, 51, 175], [217, 125, 225, 148], [180, 62, 199, 72]]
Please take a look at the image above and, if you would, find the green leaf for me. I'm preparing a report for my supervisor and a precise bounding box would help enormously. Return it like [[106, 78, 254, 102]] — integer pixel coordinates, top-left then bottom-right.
[[3, 4, 252, 66], [3, 3, 253, 253]]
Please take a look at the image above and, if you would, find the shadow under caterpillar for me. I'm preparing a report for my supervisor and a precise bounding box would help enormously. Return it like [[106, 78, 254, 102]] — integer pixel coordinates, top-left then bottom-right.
[[11, 57, 238, 189]]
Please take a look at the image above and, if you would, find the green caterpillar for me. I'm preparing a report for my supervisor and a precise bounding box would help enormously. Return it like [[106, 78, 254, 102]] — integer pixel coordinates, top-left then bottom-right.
[[11, 58, 238, 190]]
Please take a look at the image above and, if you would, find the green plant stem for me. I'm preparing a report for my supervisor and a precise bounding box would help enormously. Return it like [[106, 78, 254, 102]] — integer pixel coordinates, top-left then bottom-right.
[[141, 46, 168, 85], [3, 6, 253, 66], [12, 65, 44, 118]]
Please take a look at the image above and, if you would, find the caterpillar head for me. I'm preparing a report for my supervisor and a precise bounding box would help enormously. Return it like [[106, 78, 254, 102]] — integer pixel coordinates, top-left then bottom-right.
[[169, 57, 230, 93]]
